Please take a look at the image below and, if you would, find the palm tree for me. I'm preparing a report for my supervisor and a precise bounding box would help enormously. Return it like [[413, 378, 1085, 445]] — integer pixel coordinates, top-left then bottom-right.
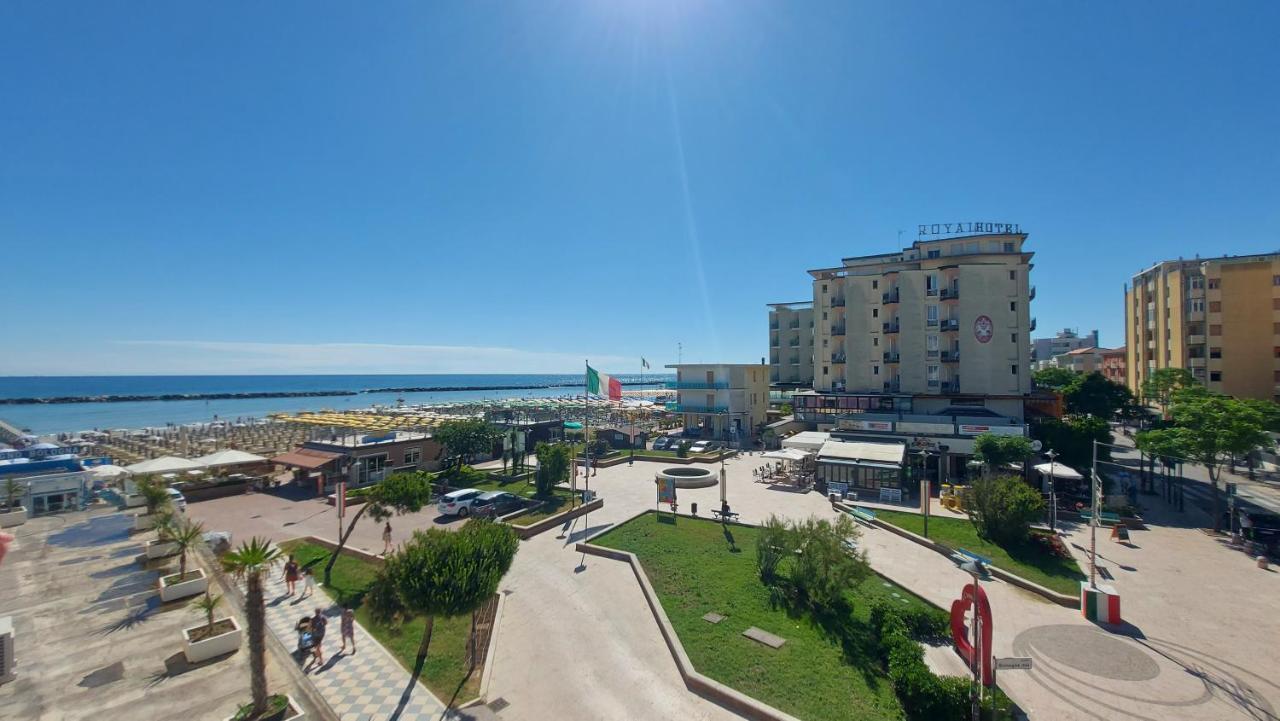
[[136, 476, 172, 516], [3, 478, 21, 511], [222, 538, 282, 718], [192, 591, 223, 635], [169, 517, 206, 580]]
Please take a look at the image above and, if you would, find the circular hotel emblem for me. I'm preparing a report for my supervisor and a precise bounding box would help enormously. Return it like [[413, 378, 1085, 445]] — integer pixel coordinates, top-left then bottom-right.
[[974, 315, 994, 343]]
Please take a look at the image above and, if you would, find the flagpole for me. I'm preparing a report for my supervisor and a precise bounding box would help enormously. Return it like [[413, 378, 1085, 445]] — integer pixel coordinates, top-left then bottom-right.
[[584, 360, 590, 499]]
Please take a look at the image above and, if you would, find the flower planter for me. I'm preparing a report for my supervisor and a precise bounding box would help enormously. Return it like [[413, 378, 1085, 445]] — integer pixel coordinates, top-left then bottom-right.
[[123, 493, 147, 509], [159, 568, 209, 602], [134, 513, 159, 531], [146, 539, 179, 559], [182, 617, 241, 663], [0, 507, 26, 528], [223, 693, 305, 721]]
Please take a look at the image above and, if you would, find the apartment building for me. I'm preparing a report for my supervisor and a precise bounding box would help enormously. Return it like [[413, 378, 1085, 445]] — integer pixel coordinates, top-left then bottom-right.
[[767, 301, 815, 388], [665, 363, 770, 442], [1037, 346, 1103, 373], [809, 231, 1034, 398], [1100, 347, 1126, 384], [1125, 253, 1280, 401], [1032, 328, 1099, 363]]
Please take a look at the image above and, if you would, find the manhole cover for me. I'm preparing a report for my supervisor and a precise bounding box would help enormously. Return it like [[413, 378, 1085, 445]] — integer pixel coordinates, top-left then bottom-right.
[[488, 697, 510, 712], [79, 661, 125, 688]]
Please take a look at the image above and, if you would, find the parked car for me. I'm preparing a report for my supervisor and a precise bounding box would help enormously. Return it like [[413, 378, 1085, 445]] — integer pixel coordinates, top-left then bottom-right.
[[471, 491, 526, 519], [165, 487, 188, 511], [436, 488, 483, 517], [689, 441, 710, 453], [653, 436, 672, 451]]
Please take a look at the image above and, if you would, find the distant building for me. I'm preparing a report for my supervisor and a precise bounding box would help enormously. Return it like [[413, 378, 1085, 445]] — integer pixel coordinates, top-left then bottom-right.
[[666, 363, 770, 442], [0, 450, 91, 518], [273, 430, 442, 495], [767, 302, 815, 389], [595, 426, 648, 450], [1125, 253, 1280, 400], [1100, 347, 1127, 384], [1032, 328, 1099, 363], [1041, 346, 1102, 374]]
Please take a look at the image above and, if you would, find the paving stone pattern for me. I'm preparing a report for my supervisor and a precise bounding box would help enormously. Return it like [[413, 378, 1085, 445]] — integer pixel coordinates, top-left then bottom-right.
[[261, 567, 447, 720]]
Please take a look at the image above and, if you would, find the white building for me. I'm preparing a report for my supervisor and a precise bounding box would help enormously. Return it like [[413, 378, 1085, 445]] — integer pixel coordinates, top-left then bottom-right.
[[666, 363, 770, 442]]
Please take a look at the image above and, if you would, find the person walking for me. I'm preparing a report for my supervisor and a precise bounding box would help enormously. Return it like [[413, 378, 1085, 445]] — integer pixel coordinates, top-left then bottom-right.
[[301, 567, 316, 598], [382, 521, 393, 555], [282, 555, 300, 596], [338, 607, 356, 655], [305, 608, 327, 670]]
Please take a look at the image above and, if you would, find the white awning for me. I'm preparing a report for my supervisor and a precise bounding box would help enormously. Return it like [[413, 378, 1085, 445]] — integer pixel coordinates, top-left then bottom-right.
[[782, 431, 830, 452], [193, 449, 269, 467], [89, 464, 130, 479], [817, 440, 905, 466], [1033, 462, 1083, 481], [125, 456, 205, 474], [762, 448, 813, 462]]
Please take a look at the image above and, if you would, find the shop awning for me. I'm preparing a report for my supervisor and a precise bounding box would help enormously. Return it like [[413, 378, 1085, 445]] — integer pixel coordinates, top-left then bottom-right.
[[818, 458, 902, 470], [817, 440, 905, 467], [763, 448, 813, 462], [782, 431, 830, 452], [1033, 462, 1083, 481], [270, 449, 344, 470]]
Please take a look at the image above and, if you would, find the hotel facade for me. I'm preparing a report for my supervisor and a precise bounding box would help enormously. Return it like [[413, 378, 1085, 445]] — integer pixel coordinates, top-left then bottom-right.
[[1124, 253, 1280, 401], [767, 301, 815, 389], [666, 363, 770, 442], [779, 229, 1035, 488]]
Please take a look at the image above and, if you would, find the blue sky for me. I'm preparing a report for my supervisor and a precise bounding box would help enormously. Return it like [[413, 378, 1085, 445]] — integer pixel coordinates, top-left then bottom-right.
[[2, 1, 1278, 376]]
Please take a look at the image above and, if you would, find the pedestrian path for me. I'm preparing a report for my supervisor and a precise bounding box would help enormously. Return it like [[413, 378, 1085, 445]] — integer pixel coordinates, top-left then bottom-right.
[[261, 566, 448, 720]]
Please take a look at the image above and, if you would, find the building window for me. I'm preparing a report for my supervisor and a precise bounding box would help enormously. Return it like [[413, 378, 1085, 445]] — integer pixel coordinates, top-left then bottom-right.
[[404, 447, 421, 465], [1191, 276, 1204, 289], [1009, 270, 1016, 281], [873, 337, 879, 346], [872, 308, 879, 318], [822, 366, 828, 375], [1010, 333, 1017, 344], [1210, 371, 1222, 382], [1274, 275, 1280, 286], [1210, 347, 1222, 359], [927, 249, 941, 259], [1189, 299, 1204, 313], [926, 274, 938, 294], [927, 334, 939, 351], [1274, 298, 1280, 311], [1003, 242, 1014, 252], [1209, 301, 1221, 313], [822, 338, 828, 347], [822, 283, 828, 293], [1210, 324, 1222, 336], [1011, 365, 1019, 375], [1275, 322, 1280, 335], [927, 365, 939, 381], [952, 243, 962, 255], [872, 280, 878, 289], [822, 311, 827, 320], [873, 366, 880, 375], [927, 305, 938, 325], [1009, 301, 1017, 312], [1208, 278, 1220, 289]]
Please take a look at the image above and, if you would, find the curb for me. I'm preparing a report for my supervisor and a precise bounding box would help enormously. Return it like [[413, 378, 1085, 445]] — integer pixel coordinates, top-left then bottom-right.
[[511, 497, 604, 540]]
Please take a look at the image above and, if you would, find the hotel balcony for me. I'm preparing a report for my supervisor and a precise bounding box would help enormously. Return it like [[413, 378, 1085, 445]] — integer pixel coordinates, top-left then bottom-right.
[[882, 290, 900, 304], [941, 350, 960, 362], [789, 338, 801, 347], [940, 319, 959, 332], [831, 353, 846, 364], [665, 381, 730, 390], [831, 324, 846, 336], [831, 296, 846, 308], [1188, 334, 1206, 345], [940, 381, 960, 394], [789, 320, 801, 329], [940, 287, 960, 301], [769, 322, 779, 330], [883, 380, 901, 393], [789, 357, 800, 365], [668, 403, 729, 414], [1030, 317, 1037, 332], [770, 335, 779, 347], [883, 351, 899, 363], [882, 322, 899, 334], [1029, 285, 1036, 301], [1188, 357, 1206, 368]]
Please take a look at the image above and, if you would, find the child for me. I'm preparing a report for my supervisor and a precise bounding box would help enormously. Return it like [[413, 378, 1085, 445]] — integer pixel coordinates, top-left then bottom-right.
[[339, 607, 356, 655], [282, 555, 300, 596], [301, 567, 316, 598]]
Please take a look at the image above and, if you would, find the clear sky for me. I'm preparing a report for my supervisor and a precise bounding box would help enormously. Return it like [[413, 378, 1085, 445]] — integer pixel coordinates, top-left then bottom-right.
[[2, 1, 1277, 376]]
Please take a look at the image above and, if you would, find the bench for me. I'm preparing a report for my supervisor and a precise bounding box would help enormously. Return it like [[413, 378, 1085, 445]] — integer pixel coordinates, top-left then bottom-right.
[[951, 547, 993, 571], [846, 507, 877, 524], [711, 508, 740, 522], [1079, 511, 1123, 526]]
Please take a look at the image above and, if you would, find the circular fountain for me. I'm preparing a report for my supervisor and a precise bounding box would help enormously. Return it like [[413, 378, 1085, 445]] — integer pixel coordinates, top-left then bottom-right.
[[655, 466, 717, 489]]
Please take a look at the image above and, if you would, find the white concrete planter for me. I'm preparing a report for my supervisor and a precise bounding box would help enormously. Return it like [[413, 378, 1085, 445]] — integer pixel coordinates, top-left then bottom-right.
[[134, 513, 159, 531], [0, 507, 26, 528], [146, 539, 179, 559], [222, 693, 305, 721], [182, 617, 241, 663], [123, 493, 147, 508], [159, 568, 208, 602]]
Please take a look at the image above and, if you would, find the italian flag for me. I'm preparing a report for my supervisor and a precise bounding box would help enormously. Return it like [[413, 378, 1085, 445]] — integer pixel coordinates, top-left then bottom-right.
[[586, 365, 622, 400]]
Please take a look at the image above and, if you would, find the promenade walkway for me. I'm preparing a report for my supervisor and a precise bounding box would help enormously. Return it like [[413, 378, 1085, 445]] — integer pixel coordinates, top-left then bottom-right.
[[261, 566, 449, 720]]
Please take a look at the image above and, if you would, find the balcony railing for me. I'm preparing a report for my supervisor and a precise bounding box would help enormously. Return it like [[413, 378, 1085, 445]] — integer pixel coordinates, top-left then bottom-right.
[[882, 290, 900, 304], [882, 322, 900, 333], [941, 319, 959, 331], [789, 321, 801, 329], [665, 381, 730, 390], [1030, 317, 1037, 332], [831, 324, 846, 336], [1029, 285, 1036, 301], [831, 296, 846, 307], [789, 357, 800, 365], [770, 336, 779, 347], [941, 287, 959, 301], [668, 404, 729, 414], [883, 352, 899, 363], [789, 339, 801, 347], [831, 353, 846, 364], [883, 381, 901, 393], [1188, 334, 1206, 345], [940, 381, 960, 393], [942, 350, 959, 362], [769, 323, 779, 330]]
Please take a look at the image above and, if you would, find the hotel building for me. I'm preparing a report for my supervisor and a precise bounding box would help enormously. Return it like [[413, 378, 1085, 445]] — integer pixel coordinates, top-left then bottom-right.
[[666, 363, 770, 442], [767, 302, 815, 389], [786, 229, 1035, 488], [1124, 253, 1280, 401]]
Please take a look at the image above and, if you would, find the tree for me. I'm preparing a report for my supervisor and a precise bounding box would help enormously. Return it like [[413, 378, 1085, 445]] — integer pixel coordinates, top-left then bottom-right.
[[676, 440, 692, 458], [780, 403, 794, 416], [1137, 393, 1272, 531], [534, 442, 571, 497], [221, 538, 283, 719], [1240, 398, 1280, 433], [1031, 415, 1112, 471], [168, 517, 206, 581], [972, 433, 1032, 474], [368, 520, 518, 671], [136, 476, 172, 516], [3, 478, 21, 511], [192, 591, 223, 636], [754, 514, 868, 613], [434, 419, 499, 475], [322, 471, 433, 585], [1141, 368, 1196, 417], [1064, 372, 1134, 419], [1033, 366, 1078, 391], [966, 474, 1044, 546]]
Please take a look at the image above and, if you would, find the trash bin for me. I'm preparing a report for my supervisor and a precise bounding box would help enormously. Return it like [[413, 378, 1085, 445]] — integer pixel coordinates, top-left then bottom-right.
[[691, 502, 698, 516]]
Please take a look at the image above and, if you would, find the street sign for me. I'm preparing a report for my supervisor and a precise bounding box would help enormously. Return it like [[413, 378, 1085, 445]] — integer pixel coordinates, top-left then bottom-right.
[[995, 657, 1033, 671]]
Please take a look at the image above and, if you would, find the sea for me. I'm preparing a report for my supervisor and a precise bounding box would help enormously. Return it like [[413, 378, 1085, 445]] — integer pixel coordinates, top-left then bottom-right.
[[0, 374, 672, 436]]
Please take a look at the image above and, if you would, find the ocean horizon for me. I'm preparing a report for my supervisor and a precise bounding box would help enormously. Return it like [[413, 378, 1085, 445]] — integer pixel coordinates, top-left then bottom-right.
[[0, 373, 673, 436]]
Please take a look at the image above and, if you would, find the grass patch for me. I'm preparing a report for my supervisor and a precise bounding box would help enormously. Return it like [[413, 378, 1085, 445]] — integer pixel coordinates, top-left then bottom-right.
[[591, 512, 921, 721], [508, 491, 578, 526], [281, 541, 481, 702], [873, 510, 1085, 595]]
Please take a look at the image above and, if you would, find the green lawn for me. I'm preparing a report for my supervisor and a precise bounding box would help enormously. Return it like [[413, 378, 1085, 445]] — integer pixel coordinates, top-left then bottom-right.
[[872, 510, 1085, 595], [591, 512, 924, 721], [282, 541, 482, 703]]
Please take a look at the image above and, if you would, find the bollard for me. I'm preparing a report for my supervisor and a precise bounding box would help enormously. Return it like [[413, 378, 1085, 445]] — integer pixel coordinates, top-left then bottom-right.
[[1259, 555, 1269, 570]]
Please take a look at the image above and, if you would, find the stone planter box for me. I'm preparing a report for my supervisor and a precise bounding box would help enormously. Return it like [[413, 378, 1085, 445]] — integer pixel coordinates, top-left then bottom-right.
[[134, 513, 160, 531], [123, 493, 147, 509], [223, 693, 304, 721], [146, 539, 179, 559], [0, 507, 27, 528], [160, 568, 209, 602], [182, 617, 241, 663]]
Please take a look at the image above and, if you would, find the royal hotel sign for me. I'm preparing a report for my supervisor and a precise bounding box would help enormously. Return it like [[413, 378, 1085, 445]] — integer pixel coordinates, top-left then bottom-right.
[[917, 222, 1023, 237]]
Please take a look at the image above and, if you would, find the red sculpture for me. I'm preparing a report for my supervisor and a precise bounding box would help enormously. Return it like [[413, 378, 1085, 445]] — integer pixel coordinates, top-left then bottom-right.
[[950, 581, 994, 686]]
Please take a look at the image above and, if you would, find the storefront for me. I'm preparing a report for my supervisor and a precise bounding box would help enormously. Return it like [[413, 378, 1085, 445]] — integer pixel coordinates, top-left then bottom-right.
[[814, 440, 905, 492]]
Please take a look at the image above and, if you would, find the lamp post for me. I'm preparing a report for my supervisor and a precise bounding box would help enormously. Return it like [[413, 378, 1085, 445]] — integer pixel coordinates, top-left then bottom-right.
[[960, 560, 984, 721], [1046, 449, 1059, 532]]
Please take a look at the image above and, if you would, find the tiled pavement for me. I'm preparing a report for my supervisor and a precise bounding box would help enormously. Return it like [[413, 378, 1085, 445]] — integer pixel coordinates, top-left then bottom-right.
[[261, 565, 448, 720]]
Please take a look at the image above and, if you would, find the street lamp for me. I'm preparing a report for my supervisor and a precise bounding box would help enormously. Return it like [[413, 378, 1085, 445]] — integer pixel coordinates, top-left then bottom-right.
[[1045, 449, 1059, 532], [959, 560, 985, 721]]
